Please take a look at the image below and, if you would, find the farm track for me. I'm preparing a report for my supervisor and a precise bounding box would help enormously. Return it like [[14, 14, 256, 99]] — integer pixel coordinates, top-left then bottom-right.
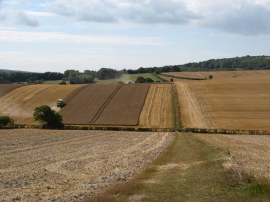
[[0, 84, 81, 125], [94, 84, 150, 126], [0, 129, 174, 202], [139, 84, 174, 128], [60, 84, 120, 125]]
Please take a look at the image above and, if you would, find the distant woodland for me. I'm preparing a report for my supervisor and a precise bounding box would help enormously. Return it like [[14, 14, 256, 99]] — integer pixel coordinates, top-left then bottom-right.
[[1, 55, 270, 84]]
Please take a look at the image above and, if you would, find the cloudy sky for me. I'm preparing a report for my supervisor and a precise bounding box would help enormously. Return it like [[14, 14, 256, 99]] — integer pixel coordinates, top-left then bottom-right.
[[0, 0, 270, 72]]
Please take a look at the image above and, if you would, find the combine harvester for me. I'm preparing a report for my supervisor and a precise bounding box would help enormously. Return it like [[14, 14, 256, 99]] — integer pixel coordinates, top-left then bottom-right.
[[57, 99, 65, 108]]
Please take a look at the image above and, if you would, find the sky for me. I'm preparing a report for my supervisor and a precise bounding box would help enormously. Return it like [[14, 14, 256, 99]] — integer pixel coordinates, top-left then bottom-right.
[[0, 0, 270, 73]]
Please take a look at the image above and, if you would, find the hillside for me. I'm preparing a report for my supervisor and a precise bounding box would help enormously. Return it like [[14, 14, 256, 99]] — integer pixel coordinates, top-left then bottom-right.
[[128, 55, 270, 74]]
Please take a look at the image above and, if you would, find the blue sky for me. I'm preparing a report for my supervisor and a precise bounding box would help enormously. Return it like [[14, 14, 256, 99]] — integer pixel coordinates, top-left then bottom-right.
[[0, 0, 270, 72]]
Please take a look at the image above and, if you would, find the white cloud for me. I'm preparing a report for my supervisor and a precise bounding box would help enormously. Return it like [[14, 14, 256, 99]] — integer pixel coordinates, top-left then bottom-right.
[[0, 29, 164, 45], [46, 0, 270, 35], [47, 0, 200, 24], [25, 11, 56, 17]]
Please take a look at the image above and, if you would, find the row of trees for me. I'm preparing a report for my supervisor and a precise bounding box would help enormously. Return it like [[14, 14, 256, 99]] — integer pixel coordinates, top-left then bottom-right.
[[63, 70, 95, 84], [63, 68, 124, 84], [1, 55, 270, 84], [127, 55, 270, 74], [0, 71, 64, 84], [0, 68, 123, 84]]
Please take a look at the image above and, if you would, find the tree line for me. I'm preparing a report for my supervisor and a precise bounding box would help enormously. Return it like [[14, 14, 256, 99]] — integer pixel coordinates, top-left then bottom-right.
[[128, 55, 270, 74], [1, 55, 270, 84], [0, 71, 64, 84]]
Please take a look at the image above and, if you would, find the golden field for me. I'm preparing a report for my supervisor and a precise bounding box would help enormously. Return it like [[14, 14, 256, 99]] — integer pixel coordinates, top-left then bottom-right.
[[175, 72, 270, 130], [139, 84, 174, 128], [0, 84, 82, 125]]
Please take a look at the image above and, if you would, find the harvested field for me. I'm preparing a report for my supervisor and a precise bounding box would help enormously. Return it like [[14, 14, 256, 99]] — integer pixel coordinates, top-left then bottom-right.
[[0, 129, 174, 201], [60, 84, 121, 125], [195, 134, 270, 180], [175, 76, 270, 130], [94, 84, 150, 126], [163, 70, 270, 80], [0, 84, 82, 125], [139, 84, 174, 128], [175, 81, 211, 128], [0, 84, 25, 97]]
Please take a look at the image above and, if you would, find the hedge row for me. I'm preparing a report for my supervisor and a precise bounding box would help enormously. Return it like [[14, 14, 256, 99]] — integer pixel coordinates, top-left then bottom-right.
[[180, 128, 270, 135]]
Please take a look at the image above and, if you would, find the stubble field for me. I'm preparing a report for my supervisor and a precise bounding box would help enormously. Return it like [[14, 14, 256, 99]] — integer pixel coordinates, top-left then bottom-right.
[[0, 129, 174, 202], [175, 73, 270, 130], [139, 84, 174, 128], [196, 134, 270, 180], [0, 84, 82, 125], [163, 70, 270, 80], [0, 84, 25, 97]]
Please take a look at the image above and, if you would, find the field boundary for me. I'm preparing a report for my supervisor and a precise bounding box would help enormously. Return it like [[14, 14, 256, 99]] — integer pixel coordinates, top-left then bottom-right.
[[179, 128, 270, 135], [9, 124, 175, 132], [162, 73, 207, 80], [172, 84, 182, 129], [62, 84, 88, 103], [134, 84, 151, 126], [6, 124, 270, 135], [152, 73, 169, 82]]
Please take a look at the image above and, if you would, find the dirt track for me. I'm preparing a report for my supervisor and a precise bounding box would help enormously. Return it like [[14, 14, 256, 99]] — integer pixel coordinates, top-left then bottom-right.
[[94, 84, 150, 126], [0, 129, 174, 201], [0, 84, 82, 125], [139, 84, 174, 128]]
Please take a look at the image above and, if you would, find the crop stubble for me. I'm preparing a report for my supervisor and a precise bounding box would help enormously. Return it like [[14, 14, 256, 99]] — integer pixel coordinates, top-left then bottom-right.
[[0, 129, 174, 201], [195, 134, 270, 180], [163, 70, 270, 80], [0, 84, 82, 125], [175, 74, 270, 130], [0, 84, 25, 97], [139, 84, 174, 128]]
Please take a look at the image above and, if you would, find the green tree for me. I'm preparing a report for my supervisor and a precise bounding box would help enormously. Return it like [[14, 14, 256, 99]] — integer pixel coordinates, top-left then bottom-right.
[[145, 78, 154, 83], [97, 68, 121, 80], [33, 105, 64, 129], [135, 76, 146, 83], [0, 116, 14, 128]]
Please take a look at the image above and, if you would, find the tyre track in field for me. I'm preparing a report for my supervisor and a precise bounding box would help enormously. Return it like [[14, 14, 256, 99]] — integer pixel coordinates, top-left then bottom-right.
[[89, 85, 122, 124]]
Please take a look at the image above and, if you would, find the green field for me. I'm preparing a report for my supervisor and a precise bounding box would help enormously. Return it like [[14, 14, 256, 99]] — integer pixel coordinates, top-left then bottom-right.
[[95, 73, 160, 84]]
